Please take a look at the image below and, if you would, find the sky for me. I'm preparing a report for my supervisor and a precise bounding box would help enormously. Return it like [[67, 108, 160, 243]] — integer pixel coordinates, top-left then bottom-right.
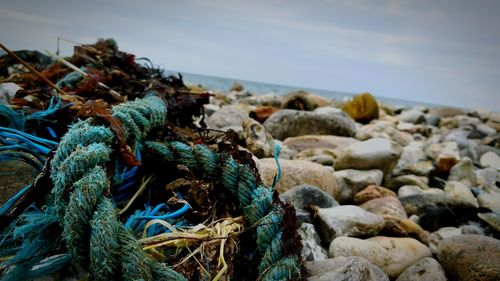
[[1, 0, 499, 110]]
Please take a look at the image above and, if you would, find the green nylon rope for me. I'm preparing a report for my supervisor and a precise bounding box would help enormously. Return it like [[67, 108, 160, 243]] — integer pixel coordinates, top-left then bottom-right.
[[145, 141, 301, 281], [49, 95, 184, 280], [5, 94, 301, 280]]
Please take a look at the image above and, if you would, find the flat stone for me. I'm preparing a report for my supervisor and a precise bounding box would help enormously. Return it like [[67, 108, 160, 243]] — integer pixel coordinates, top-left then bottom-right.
[[334, 138, 402, 177], [299, 223, 328, 262], [478, 210, 500, 232], [356, 121, 414, 146], [398, 185, 445, 198], [329, 236, 431, 279], [282, 135, 359, 154], [444, 181, 479, 208], [380, 215, 430, 245], [400, 194, 452, 216], [307, 256, 389, 281], [207, 104, 250, 128], [280, 184, 339, 209], [426, 142, 461, 172], [477, 189, 500, 210], [437, 234, 500, 281], [293, 148, 336, 166], [398, 109, 425, 124], [393, 141, 426, 175], [395, 257, 447, 281], [263, 109, 356, 140], [475, 167, 499, 188], [386, 175, 430, 190], [334, 169, 384, 203], [418, 207, 458, 232], [428, 226, 462, 254], [354, 185, 397, 205], [242, 118, 275, 158], [448, 157, 477, 186], [480, 151, 500, 170], [360, 196, 408, 219], [314, 205, 385, 244], [259, 158, 340, 198]]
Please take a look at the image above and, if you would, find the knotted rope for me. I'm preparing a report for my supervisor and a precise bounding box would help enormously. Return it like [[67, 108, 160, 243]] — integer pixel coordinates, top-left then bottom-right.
[[3, 94, 301, 280], [49, 95, 184, 281], [145, 141, 301, 280]]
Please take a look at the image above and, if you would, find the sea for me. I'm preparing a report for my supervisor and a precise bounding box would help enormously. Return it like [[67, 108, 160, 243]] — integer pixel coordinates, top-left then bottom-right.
[[165, 71, 444, 109]]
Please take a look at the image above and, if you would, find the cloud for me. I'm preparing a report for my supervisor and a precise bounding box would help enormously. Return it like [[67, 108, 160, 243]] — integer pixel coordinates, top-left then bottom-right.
[[0, 8, 61, 25]]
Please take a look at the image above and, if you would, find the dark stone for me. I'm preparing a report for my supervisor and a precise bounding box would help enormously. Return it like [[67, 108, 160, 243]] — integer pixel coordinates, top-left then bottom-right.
[[280, 184, 339, 209], [418, 206, 458, 232], [400, 193, 452, 216]]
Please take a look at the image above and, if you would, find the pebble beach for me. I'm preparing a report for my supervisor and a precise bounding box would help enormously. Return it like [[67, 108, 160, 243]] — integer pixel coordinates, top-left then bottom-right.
[[0, 40, 499, 280], [201, 86, 500, 280]]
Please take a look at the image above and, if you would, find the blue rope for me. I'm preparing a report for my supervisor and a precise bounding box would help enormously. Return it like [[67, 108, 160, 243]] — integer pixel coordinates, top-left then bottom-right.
[[272, 143, 282, 188], [27, 96, 65, 121], [0, 185, 30, 216]]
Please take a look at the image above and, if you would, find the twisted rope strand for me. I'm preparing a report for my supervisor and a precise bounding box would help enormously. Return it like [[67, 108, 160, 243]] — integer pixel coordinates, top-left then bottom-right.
[[145, 141, 301, 280]]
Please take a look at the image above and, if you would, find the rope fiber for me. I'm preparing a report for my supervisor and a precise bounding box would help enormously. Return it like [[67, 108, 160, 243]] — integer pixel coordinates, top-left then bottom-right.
[[1, 94, 301, 280]]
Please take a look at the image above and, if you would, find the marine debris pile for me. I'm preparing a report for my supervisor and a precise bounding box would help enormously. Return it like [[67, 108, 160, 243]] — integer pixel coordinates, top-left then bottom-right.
[[0, 39, 302, 281]]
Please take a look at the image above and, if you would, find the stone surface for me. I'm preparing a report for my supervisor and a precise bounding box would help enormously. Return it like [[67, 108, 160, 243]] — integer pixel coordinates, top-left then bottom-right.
[[387, 175, 430, 190], [448, 157, 477, 186], [282, 135, 359, 154], [334, 138, 402, 177], [400, 194, 452, 216], [263, 109, 356, 140], [207, 104, 249, 128], [478, 210, 500, 232], [393, 141, 426, 175], [395, 257, 447, 281], [380, 215, 430, 244], [334, 169, 384, 203], [428, 226, 462, 254], [437, 234, 500, 281], [426, 142, 461, 172], [293, 148, 336, 166], [443, 129, 471, 149], [356, 121, 414, 146], [398, 185, 445, 198], [298, 223, 328, 262], [398, 109, 425, 124], [241, 94, 283, 107], [249, 106, 279, 123], [259, 158, 340, 197], [307, 256, 389, 281], [280, 184, 339, 209], [329, 236, 432, 279], [241, 118, 275, 158], [280, 184, 339, 224], [360, 196, 408, 219], [418, 207, 458, 232], [281, 90, 329, 111], [475, 167, 499, 188], [444, 181, 479, 208], [354, 185, 397, 205], [398, 185, 425, 198], [428, 107, 465, 118], [480, 151, 500, 170], [477, 189, 500, 210], [341, 92, 380, 123], [314, 205, 384, 244]]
